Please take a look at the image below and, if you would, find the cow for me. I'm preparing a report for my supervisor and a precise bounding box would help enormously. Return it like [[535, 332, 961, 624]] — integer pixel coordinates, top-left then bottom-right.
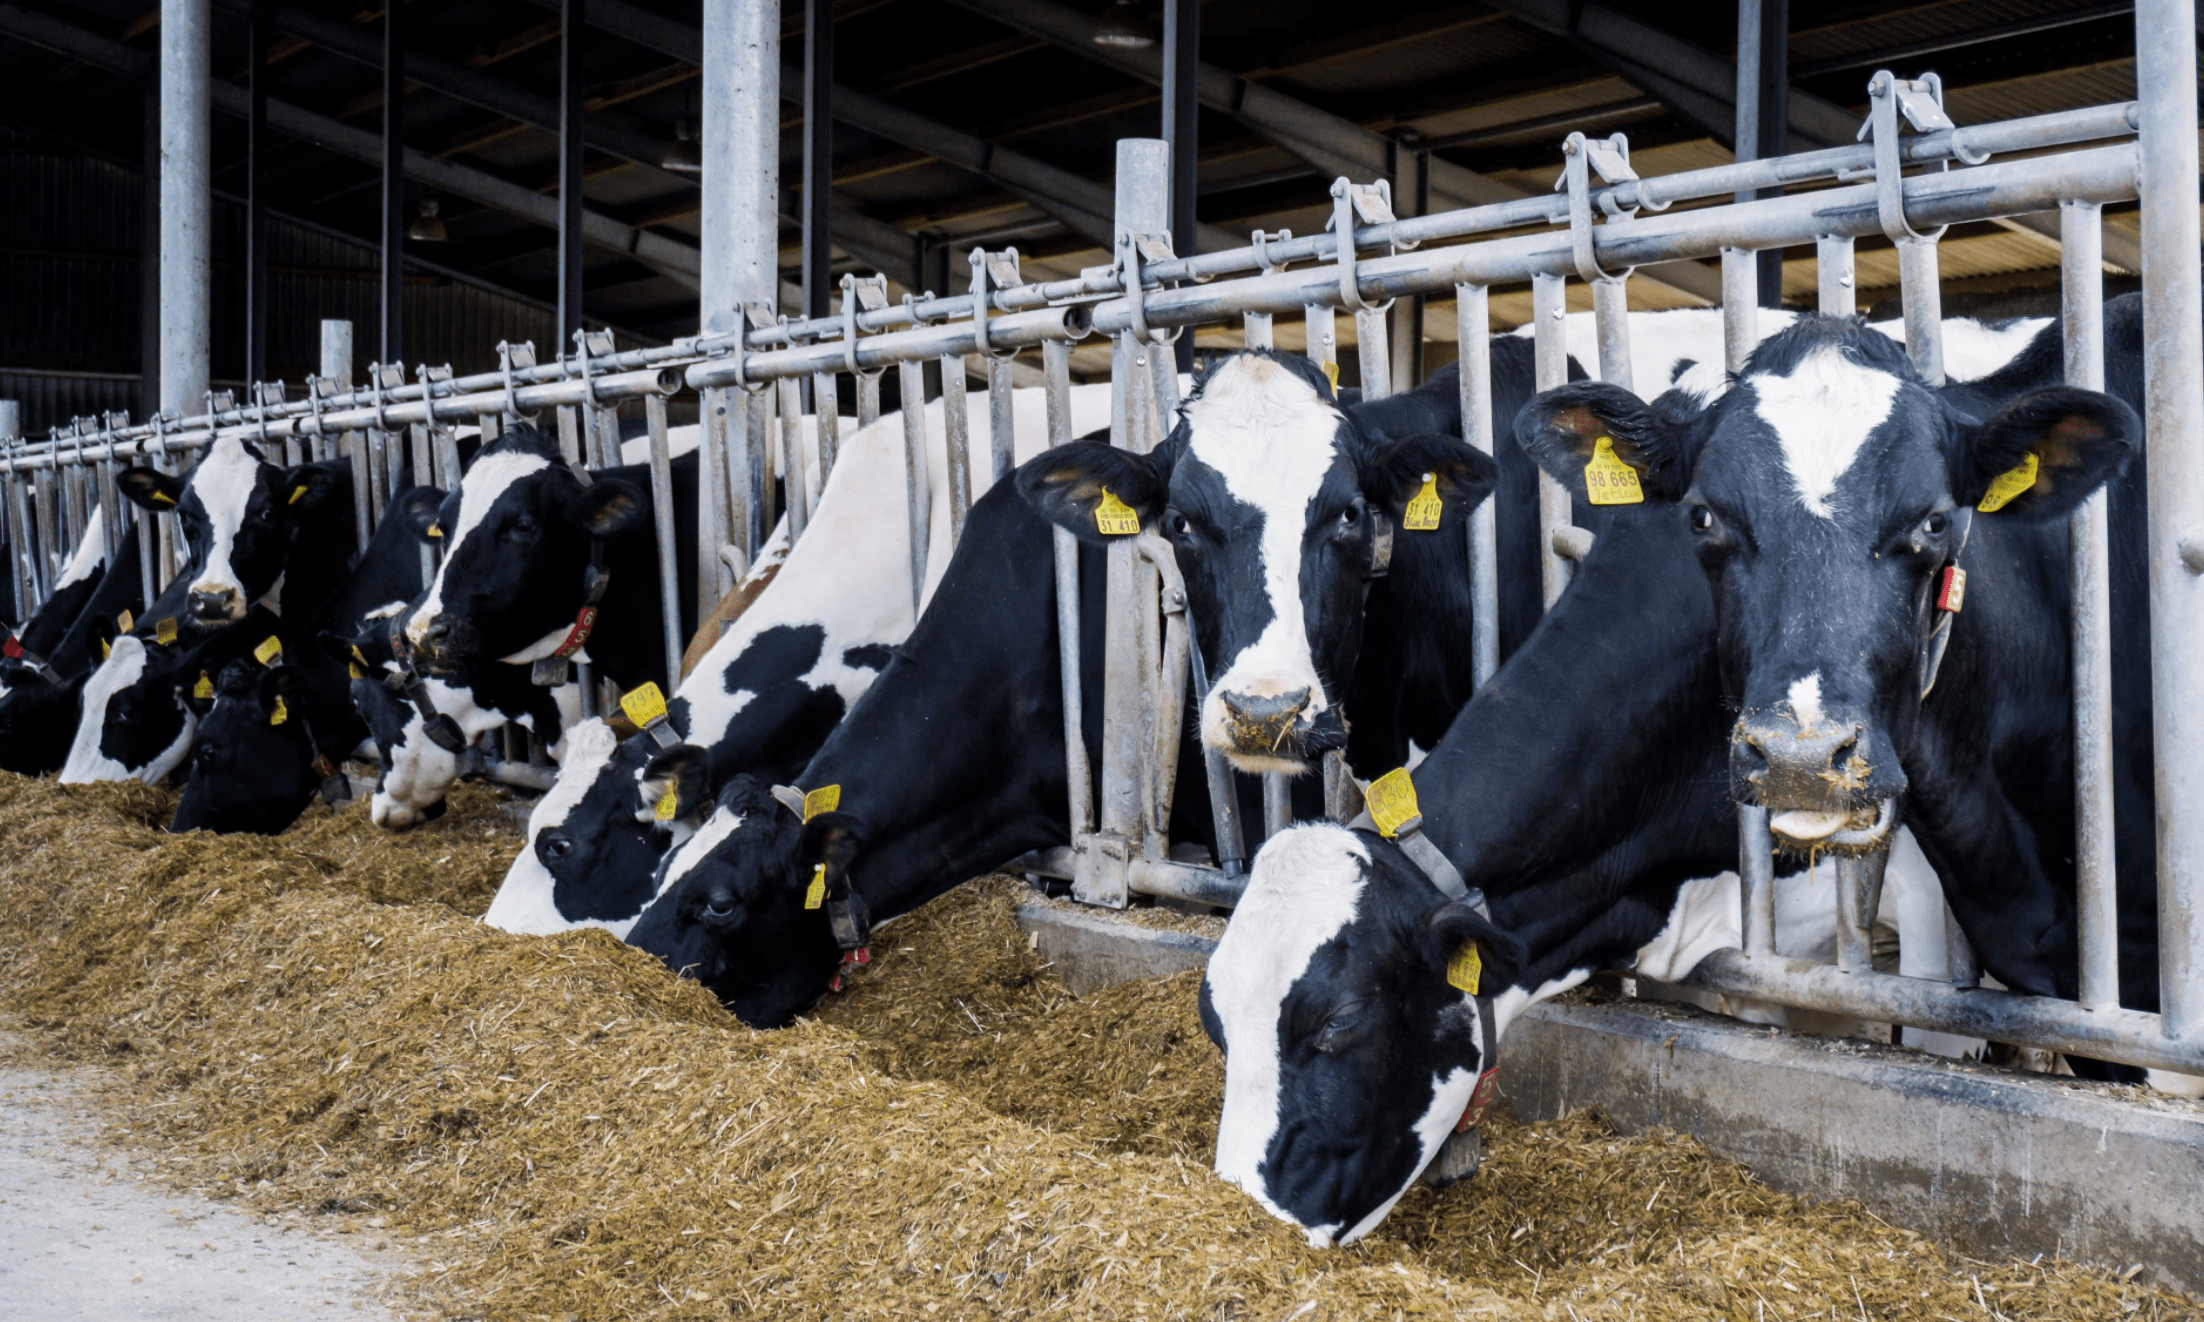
[[169, 486, 447, 834], [482, 385, 1118, 937], [0, 509, 146, 776], [2, 505, 118, 685], [397, 424, 697, 695]]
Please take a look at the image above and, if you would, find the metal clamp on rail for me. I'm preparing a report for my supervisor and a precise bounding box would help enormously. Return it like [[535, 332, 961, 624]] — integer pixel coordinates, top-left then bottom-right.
[[1329, 178, 1397, 314], [369, 362, 405, 437], [304, 374, 333, 445], [970, 247, 1027, 361], [839, 272, 890, 381], [1862, 70, 1956, 244], [573, 328, 614, 411], [1251, 227, 1293, 273], [252, 381, 284, 453], [1119, 229, 1184, 345], [731, 301, 778, 394], [496, 340, 539, 422], [1557, 132, 1641, 283]]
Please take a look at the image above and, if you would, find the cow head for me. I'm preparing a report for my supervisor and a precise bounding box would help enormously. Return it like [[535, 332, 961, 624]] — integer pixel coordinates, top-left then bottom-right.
[[1203, 823, 1522, 1245], [402, 426, 645, 673], [118, 437, 336, 625], [171, 659, 317, 835], [1518, 317, 2136, 852], [59, 622, 199, 785], [1019, 351, 1494, 774], [481, 720, 670, 935], [624, 767, 848, 1028]]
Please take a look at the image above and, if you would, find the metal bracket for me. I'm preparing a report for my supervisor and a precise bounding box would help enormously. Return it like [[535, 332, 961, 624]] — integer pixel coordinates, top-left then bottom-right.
[[1251, 227, 1293, 273], [572, 328, 615, 410], [839, 272, 890, 379], [1329, 177, 1398, 313], [1071, 831, 1133, 909], [496, 340, 539, 421], [970, 247, 1026, 361], [729, 302, 776, 393], [1119, 230, 1184, 345], [368, 363, 405, 435], [1860, 70, 1952, 244], [252, 380, 284, 451], [1557, 131, 1640, 283], [303, 375, 333, 441]]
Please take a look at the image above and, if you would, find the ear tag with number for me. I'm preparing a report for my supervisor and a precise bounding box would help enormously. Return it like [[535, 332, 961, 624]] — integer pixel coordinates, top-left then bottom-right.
[[116, 610, 133, 634], [1094, 488, 1140, 536], [1584, 436, 1644, 506], [1976, 452, 2039, 513], [193, 671, 213, 700], [1937, 565, 1968, 613], [804, 863, 828, 910], [1403, 473, 1443, 531], [802, 784, 841, 821], [253, 635, 283, 666], [654, 786, 680, 822], [268, 696, 289, 726], [1364, 767, 1421, 839], [619, 682, 669, 729], [1322, 360, 1340, 393], [288, 484, 309, 505], [1448, 941, 1483, 995], [154, 618, 178, 646]]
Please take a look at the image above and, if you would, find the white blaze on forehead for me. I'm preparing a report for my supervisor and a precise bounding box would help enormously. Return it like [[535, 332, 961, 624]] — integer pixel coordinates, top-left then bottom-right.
[[650, 806, 749, 902], [54, 506, 108, 590], [409, 449, 554, 641], [1185, 356, 1346, 714], [1209, 823, 1368, 1230], [483, 719, 634, 936], [1786, 671, 1825, 730], [188, 437, 271, 599], [1749, 344, 1904, 520]]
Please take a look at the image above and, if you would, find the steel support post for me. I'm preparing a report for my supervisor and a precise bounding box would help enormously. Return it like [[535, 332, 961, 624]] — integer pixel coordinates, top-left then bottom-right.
[[744, 383, 772, 559], [698, 386, 733, 614], [1391, 146, 1428, 394], [379, 0, 403, 364], [855, 371, 881, 428], [558, 0, 585, 342], [245, 0, 269, 385], [1834, 849, 1888, 974], [1044, 338, 1095, 843], [1898, 238, 1945, 386], [1815, 233, 1855, 315], [160, 0, 211, 418], [2062, 199, 2120, 1015], [1355, 306, 1392, 400], [813, 371, 842, 486], [897, 360, 930, 613], [1162, 0, 1198, 376], [1740, 804, 1776, 954], [2136, 0, 2204, 1041], [777, 376, 809, 539], [939, 355, 971, 543], [801, 0, 833, 325], [644, 392, 684, 686], [1531, 272, 1571, 608], [1590, 275, 1633, 395], [1736, 0, 1788, 306], [1720, 248, 1757, 373], [986, 356, 1015, 485], [1456, 283, 1499, 686]]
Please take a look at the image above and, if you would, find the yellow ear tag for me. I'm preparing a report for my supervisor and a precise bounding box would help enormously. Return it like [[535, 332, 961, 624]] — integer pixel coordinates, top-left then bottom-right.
[[1322, 360, 1340, 392], [348, 661, 366, 681], [1364, 767, 1421, 839], [1976, 452, 2039, 513], [1584, 436, 1644, 506], [654, 786, 680, 822], [1094, 488, 1140, 537], [193, 671, 213, 700], [619, 682, 669, 728], [802, 784, 842, 821], [426, 524, 443, 539], [1447, 941, 1483, 995], [97, 638, 109, 661], [116, 609, 134, 634], [1403, 472, 1443, 532], [149, 490, 175, 506], [154, 618, 178, 646], [804, 863, 828, 910], [288, 484, 309, 505], [269, 695, 289, 726], [253, 635, 283, 666]]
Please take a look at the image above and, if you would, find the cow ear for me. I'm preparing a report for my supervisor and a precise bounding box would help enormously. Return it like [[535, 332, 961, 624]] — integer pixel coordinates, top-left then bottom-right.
[[389, 485, 445, 540], [117, 466, 185, 512], [277, 464, 336, 514], [1951, 387, 2139, 522], [1515, 382, 1689, 503], [85, 610, 121, 652], [798, 810, 865, 897], [566, 478, 647, 538], [1420, 901, 1526, 996], [256, 663, 305, 717], [1363, 433, 1498, 526], [1014, 440, 1174, 546], [638, 743, 713, 826]]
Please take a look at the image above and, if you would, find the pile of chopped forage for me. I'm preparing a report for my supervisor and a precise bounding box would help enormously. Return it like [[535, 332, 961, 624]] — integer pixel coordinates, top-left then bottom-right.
[[0, 773, 2194, 1321]]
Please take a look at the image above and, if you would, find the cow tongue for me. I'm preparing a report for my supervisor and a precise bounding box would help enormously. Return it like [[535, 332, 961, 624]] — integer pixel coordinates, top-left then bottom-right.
[[1768, 809, 1849, 842]]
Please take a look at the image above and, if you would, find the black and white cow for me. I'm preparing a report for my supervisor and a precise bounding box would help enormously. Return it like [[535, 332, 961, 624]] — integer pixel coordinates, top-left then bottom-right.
[[170, 486, 448, 834], [483, 385, 1116, 935], [3, 505, 118, 678], [0, 509, 146, 776], [399, 425, 697, 694]]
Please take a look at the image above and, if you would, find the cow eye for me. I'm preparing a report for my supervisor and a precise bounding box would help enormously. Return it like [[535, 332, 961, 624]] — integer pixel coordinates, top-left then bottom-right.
[[1688, 506, 1717, 534], [700, 894, 737, 921], [1313, 1002, 1365, 1053], [540, 834, 573, 860], [1923, 512, 1948, 537], [1170, 513, 1192, 538], [508, 516, 540, 538], [1339, 504, 1360, 526]]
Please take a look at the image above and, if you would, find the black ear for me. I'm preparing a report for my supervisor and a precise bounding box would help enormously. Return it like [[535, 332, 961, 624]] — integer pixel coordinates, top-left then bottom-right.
[[1014, 439, 1174, 546], [1362, 433, 1498, 528], [276, 464, 336, 514], [1950, 387, 2139, 522], [1197, 977, 1226, 1055], [1515, 381, 1690, 503], [255, 662, 307, 718], [638, 743, 713, 826], [566, 478, 647, 538], [85, 611, 121, 651], [117, 467, 185, 512], [798, 810, 866, 898], [1420, 901, 1526, 996], [389, 485, 446, 540]]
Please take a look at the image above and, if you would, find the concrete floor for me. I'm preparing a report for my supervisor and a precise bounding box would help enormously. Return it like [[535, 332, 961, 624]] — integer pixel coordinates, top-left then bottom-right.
[[0, 1065, 404, 1321]]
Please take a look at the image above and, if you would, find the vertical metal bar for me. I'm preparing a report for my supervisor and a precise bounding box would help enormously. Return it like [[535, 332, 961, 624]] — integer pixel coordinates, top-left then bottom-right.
[[1354, 307, 1392, 401], [2063, 199, 2120, 1015], [1755, 0, 1787, 305], [1304, 305, 1338, 392], [1242, 310, 1273, 350], [1531, 272, 1571, 609], [1946, 908, 1981, 990], [745, 385, 772, 558], [645, 393, 685, 687], [320, 321, 369, 551], [409, 422, 434, 588], [698, 386, 733, 614], [558, 0, 585, 343], [939, 355, 972, 543], [856, 372, 881, 429], [555, 406, 583, 468], [364, 428, 389, 526], [776, 376, 809, 539], [801, 0, 833, 325], [1897, 238, 1945, 388], [699, 0, 778, 342], [2137, 0, 2204, 1041], [1816, 234, 1856, 316], [1390, 146, 1428, 394], [95, 449, 120, 565], [1263, 774, 1291, 840], [245, 0, 269, 386], [813, 371, 842, 488], [1590, 275, 1633, 395], [1045, 338, 1093, 842], [30, 465, 56, 598], [139, 85, 160, 424], [986, 356, 1015, 486], [727, 391, 757, 582], [1740, 804, 1776, 955], [1162, 0, 1198, 377], [1456, 283, 1499, 687], [1835, 850, 1888, 975], [152, 449, 175, 592], [160, 0, 211, 418], [897, 360, 930, 613], [379, 0, 403, 365], [0, 402, 24, 612], [1721, 248, 1758, 374]]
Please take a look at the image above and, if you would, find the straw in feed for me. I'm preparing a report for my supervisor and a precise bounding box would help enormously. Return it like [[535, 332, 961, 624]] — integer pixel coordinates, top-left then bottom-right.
[[0, 773, 2194, 1320]]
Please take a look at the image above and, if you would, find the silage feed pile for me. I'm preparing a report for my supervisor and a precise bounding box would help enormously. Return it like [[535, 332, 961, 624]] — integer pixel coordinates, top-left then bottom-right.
[[0, 773, 2193, 1321]]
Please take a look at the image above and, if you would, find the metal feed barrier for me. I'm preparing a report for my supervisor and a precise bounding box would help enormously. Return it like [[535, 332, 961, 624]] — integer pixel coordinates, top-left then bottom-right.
[[3, 0, 2200, 1077]]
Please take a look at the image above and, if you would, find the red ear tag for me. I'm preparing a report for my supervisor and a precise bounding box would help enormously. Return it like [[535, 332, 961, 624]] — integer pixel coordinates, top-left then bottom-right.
[[2, 636, 21, 659], [1936, 565, 1967, 614]]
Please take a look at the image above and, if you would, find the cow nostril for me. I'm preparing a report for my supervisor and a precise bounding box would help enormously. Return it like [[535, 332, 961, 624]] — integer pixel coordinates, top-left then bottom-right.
[[1828, 726, 1862, 769]]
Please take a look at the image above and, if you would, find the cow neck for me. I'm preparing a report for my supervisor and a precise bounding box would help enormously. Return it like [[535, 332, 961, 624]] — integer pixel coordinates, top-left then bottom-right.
[[385, 615, 470, 752]]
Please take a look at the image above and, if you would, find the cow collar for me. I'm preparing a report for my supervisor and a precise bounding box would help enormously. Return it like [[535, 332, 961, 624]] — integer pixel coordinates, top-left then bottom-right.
[[292, 705, 354, 809], [2, 634, 63, 685], [1916, 505, 1975, 699], [768, 782, 874, 989], [531, 540, 612, 687], [382, 618, 470, 753]]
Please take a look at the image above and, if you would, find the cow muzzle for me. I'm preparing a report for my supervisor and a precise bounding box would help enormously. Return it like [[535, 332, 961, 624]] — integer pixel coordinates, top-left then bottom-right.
[[404, 615, 475, 675], [187, 583, 245, 624], [1206, 687, 1344, 773], [1733, 711, 1897, 852]]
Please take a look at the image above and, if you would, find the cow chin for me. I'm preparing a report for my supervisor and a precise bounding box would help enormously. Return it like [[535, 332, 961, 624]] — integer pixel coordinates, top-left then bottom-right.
[[1766, 796, 1897, 855]]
